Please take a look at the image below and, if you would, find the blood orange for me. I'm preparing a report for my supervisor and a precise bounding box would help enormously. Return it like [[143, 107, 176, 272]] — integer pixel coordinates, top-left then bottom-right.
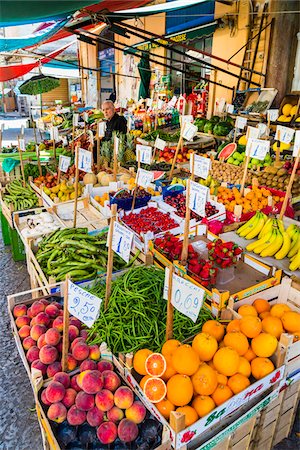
[[143, 377, 167, 404], [145, 353, 166, 377]]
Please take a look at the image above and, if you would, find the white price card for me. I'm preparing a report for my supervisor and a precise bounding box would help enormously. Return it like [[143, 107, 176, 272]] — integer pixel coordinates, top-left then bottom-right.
[[19, 138, 26, 151], [73, 113, 79, 127], [59, 155, 71, 173], [235, 116, 247, 130], [164, 268, 205, 322], [38, 120, 45, 131], [120, 98, 128, 109], [146, 98, 153, 108], [226, 104, 234, 113], [247, 126, 260, 139], [275, 125, 295, 144], [267, 109, 279, 122], [181, 115, 194, 124], [78, 148, 92, 173], [257, 123, 268, 138], [50, 126, 59, 142], [68, 280, 102, 328], [98, 121, 106, 137], [246, 138, 270, 161], [293, 130, 300, 157], [137, 168, 154, 188], [182, 122, 198, 141], [136, 144, 152, 164], [111, 221, 134, 263], [169, 95, 177, 107], [154, 136, 166, 151], [189, 181, 209, 216], [83, 112, 89, 122], [192, 154, 211, 179], [157, 99, 164, 109], [61, 136, 68, 147]]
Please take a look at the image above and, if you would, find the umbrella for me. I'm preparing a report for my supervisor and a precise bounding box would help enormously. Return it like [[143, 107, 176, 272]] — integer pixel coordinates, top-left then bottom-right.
[[138, 52, 151, 100], [19, 74, 60, 112]]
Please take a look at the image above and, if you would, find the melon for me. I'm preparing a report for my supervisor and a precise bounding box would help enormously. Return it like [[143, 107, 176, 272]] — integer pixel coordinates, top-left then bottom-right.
[[152, 171, 165, 181], [83, 173, 97, 185], [218, 143, 237, 160]]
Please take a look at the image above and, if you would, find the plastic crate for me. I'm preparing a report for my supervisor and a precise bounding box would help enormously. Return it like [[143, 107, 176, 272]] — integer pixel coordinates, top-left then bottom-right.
[[8, 226, 25, 261], [0, 209, 11, 245]]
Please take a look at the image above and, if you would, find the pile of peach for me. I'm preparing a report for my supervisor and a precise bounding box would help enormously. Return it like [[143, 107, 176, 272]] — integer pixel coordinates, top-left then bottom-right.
[[216, 186, 275, 214]]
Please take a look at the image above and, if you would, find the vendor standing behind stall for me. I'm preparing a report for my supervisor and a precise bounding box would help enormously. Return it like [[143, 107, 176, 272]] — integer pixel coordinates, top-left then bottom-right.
[[102, 100, 127, 141]]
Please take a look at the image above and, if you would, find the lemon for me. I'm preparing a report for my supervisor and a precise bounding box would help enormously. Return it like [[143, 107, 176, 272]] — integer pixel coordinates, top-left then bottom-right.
[[278, 115, 287, 122], [290, 105, 298, 116], [282, 104, 293, 116], [238, 135, 247, 146]]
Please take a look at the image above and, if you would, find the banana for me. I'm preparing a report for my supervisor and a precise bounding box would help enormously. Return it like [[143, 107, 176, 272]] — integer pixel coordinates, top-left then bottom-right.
[[275, 232, 292, 259], [253, 229, 278, 255], [288, 230, 300, 258], [260, 229, 284, 257], [286, 224, 298, 239], [246, 228, 274, 252], [237, 213, 260, 236], [244, 215, 266, 240], [239, 214, 261, 238], [289, 249, 300, 271], [258, 217, 274, 239], [276, 219, 285, 234]]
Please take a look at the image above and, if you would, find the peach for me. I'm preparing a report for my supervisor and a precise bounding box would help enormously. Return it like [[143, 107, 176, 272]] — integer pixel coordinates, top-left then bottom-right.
[[53, 316, 64, 332], [45, 304, 60, 318], [53, 372, 70, 388], [70, 375, 81, 392], [13, 304, 27, 318], [95, 389, 114, 412], [80, 359, 97, 372], [30, 324, 47, 341], [80, 329, 88, 339], [107, 406, 124, 423], [26, 346, 40, 364], [15, 316, 30, 328], [35, 312, 50, 327], [47, 361, 62, 378], [41, 389, 51, 406], [22, 336, 36, 351], [78, 370, 103, 394], [114, 387, 134, 410], [67, 405, 86, 426], [70, 317, 81, 329], [45, 328, 61, 346], [30, 318, 37, 327], [31, 359, 47, 375], [102, 370, 121, 392], [58, 310, 64, 316], [97, 360, 114, 372], [31, 301, 45, 317], [62, 388, 77, 408], [27, 307, 33, 318], [71, 337, 85, 350], [18, 325, 31, 339], [56, 341, 63, 353], [45, 381, 66, 403], [37, 334, 46, 349], [68, 325, 79, 341], [40, 298, 50, 306], [118, 419, 138, 443], [97, 422, 118, 444], [72, 341, 90, 361], [125, 401, 146, 424], [47, 402, 67, 423], [75, 391, 95, 411], [52, 301, 62, 310], [87, 407, 104, 427], [67, 354, 77, 371], [89, 344, 100, 361], [39, 345, 58, 365]]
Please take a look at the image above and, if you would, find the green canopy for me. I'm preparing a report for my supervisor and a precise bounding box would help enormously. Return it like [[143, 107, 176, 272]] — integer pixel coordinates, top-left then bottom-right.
[[138, 53, 151, 100]]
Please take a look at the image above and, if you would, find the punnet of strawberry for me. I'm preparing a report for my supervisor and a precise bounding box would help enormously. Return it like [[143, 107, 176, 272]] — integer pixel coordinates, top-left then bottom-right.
[[207, 239, 243, 269]]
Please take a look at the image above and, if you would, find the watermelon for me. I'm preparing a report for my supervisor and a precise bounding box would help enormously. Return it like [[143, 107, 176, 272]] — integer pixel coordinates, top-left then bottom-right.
[[152, 171, 165, 181], [194, 118, 207, 132], [213, 121, 233, 136], [210, 115, 220, 124], [218, 143, 237, 160], [204, 121, 214, 134]]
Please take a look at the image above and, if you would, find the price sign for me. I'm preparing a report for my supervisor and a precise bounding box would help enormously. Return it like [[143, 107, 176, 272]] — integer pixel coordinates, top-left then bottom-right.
[[226, 104, 234, 113], [257, 123, 268, 138], [136, 144, 152, 164], [247, 126, 260, 139], [235, 116, 247, 130], [189, 181, 208, 216], [68, 280, 102, 328], [164, 268, 205, 322], [154, 136, 166, 151], [137, 168, 154, 188], [169, 96, 177, 107], [19, 138, 26, 151], [110, 221, 134, 263], [182, 122, 198, 141], [83, 112, 89, 123], [120, 98, 128, 109], [246, 138, 270, 161], [50, 126, 59, 142], [38, 120, 45, 131], [157, 99, 164, 109], [73, 113, 79, 126], [78, 148, 92, 173], [193, 155, 211, 179], [275, 125, 295, 144], [181, 115, 194, 124], [97, 121, 106, 137], [293, 130, 300, 157], [267, 109, 279, 122], [59, 155, 71, 173], [146, 98, 153, 108]]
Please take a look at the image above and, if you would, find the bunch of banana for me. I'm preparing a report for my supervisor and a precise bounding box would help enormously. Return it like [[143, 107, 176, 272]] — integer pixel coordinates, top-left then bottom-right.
[[237, 211, 268, 240], [287, 224, 300, 271]]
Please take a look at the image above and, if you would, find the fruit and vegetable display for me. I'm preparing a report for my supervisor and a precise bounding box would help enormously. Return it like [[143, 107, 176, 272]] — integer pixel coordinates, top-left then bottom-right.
[[19, 211, 62, 239], [122, 207, 179, 236], [43, 180, 84, 203], [277, 103, 298, 123], [255, 162, 300, 197], [157, 146, 192, 164], [216, 186, 278, 214], [164, 193, 219, 220], [24, 163, 47, 180], [208, 239, 243, 269], [210, 160, 250, 185], [3, 180, 39, 211]]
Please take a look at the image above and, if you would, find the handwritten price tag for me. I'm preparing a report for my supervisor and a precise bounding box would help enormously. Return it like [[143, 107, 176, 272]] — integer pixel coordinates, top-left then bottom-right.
[[193, 155, 211, 179], [136, 144, 152, 164], [98, 122, 106, 137], [247, 126, 260, 139], [83, 112, 89, 123], [50, 126, 59, 142], [235, 116, 247, 130], [154, 136, 166, 151], [189, 181, 209, 216], [59, 155, 71, 173], [78, 148, 92, 173], [19, 138, 26, 151], [164, 268, 205, 322], [137, 168, 154, 188], [169, 96, 177, 107], [257, 123, 268, 138], [111, 221, 134, 263], [68, 280, 102, 328], [73, 113, 79, 127], [293, 130, 300, 157], [275, 125, 295, 144], [120, 98, 128, 109], [226, 104, 234, 113], [182, 122, 198, 141], [181, 115, 194, 124], [267, 109, 279, 122], [246, 138, 270, 161]]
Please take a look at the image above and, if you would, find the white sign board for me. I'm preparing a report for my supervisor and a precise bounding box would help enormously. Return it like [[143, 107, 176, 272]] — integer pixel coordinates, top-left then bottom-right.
[[193, 154, 211, 179], [182, 122, 198, 141], [136, 144, 152, 164], [169, 96, 177, 107], [50, 126, 59, 142], [181, 115, 194, 124], [98, 122, 106, 137], [59, 155, 71, 173], [235, 116, 247, 130], [19, 138, 26, 151], [120, 98, 128, 109], [267, 109, 279, 122], [275, 125, 295, 144], [247, 126, 260, 139], [293, 130, 300, 157], [136, 168, 154, 188], [257, 123, 268, 138], [78, 148, 92, 173], [154, 136, 166, 151], [73, 113, 79, 127], [189, 181, 208, 216], [111, 221, 134, 263], [83, 112, 89, 123], [246, 138, 270, 161], [68, 280, 102, 328], [226, 104, 234, 113]]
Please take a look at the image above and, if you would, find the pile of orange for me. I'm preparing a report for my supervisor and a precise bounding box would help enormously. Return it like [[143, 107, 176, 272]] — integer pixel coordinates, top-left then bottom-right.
[[132, 300, 300, 430], [217, 186, 276, 214]]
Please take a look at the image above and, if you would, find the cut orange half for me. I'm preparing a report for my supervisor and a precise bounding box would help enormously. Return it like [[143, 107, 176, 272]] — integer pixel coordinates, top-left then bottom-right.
[[143, 377, 167, 403], [145, 353, 166, 377]]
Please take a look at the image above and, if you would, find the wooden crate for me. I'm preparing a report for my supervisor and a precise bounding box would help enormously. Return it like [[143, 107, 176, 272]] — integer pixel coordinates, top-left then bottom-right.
[[273, 377, 300, 445], [0, 163, 24, 185]]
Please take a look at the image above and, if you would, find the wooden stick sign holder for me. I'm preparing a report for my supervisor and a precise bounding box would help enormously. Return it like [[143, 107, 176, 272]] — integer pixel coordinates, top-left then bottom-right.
[[131, 151, 141, 211], [61, 275, 70, 372], [73, 145, 80, 228], [105, 204, 117, 310], [181, 152, 195, 264], [166, 265, 174, 340], [240, 127, 251, 197], [17, 136, 26, 187], [279, 148, 300, 220], [169, 121, 186, 180], [113, 136, 118, 182], [0, 124, 3, 151]]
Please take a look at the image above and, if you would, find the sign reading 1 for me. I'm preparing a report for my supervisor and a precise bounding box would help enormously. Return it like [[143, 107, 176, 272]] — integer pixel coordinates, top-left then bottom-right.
[[189, 181, 209, 216], [77, 148, 92, 173], [59, 155, 71, 173], [136, 144, 152, 164], [246, 138, 270, 161], [275, 125, 295, 144], [110, 221, 134, 263]]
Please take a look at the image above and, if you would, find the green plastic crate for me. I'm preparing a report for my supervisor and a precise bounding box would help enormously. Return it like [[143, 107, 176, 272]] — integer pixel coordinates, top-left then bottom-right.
[[0, 209, 11, 245], [8, 226, 25, 261]]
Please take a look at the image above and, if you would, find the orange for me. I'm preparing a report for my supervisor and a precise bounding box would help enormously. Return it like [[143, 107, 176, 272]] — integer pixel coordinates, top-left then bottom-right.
[[223, 332, 249, 356], [227, 319, 241, 333], [161, 354, 177, 381], [207, 360, 216, 370], [156, 398, 175, 419], [213, 347, 240, 376], [144, 377, 167, 403], [192, 363, 218, 396], [228, 374, 250, 394], [251, 333, 278, 357], [251, 357, 275, 380], [260, 311, 271, 320], [140, 375, 151, 390], [237, 357, 251, 378], [167, 374, 194, 407], [216, 373, 228, 385], [262, 316, 283, 339], [238, 305, 258, 317], [240, 315, 262, 338], [145, 353, 166, 377], [212, 384, 233, 406], [293, 331, 300, 342], [161, 339, 181, 357], [270, 303, 291, 319], [253, 299, 271, 314], [192, 395, 216, 418], [133, 349, 153, 375], [202, 320, 225, 342], [192, 333, 218, 361], [171, 344, 200, 376], [281, 311, 300, 333], [243, 347, 256, 362], [176, 406, 199, 427]]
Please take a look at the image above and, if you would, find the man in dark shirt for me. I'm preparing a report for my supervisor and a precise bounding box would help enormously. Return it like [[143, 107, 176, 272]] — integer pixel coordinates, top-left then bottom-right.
[[102, 100, 127, 141]]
